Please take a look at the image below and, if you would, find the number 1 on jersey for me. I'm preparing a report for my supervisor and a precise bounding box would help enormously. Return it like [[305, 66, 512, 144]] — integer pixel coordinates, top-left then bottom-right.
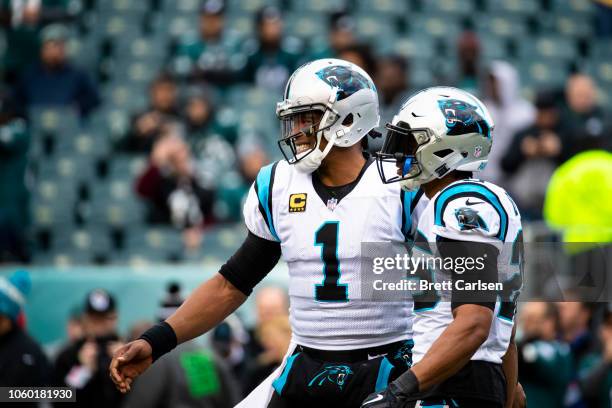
[[314, 221, 348, 302]]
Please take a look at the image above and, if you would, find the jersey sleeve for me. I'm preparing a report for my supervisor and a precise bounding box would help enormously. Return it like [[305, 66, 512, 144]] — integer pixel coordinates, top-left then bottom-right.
[[432, 183, 509, 244], [243, 162, 281, 242]]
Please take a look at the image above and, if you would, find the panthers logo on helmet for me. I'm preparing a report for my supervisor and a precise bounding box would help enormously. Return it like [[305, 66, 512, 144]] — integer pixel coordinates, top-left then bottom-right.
[[438, 99, 490, 138], [315, 66, 375, 101], [308, 365, 353, 389]]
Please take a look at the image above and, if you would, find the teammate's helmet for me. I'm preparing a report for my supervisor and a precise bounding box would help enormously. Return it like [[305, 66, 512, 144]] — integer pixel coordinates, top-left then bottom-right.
[[376, 87, 494, 191], [276, 58, 379, 173]]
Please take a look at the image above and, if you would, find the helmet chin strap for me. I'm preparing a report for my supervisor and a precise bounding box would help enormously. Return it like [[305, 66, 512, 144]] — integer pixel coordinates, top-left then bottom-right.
[[295, 129, 338, 174]]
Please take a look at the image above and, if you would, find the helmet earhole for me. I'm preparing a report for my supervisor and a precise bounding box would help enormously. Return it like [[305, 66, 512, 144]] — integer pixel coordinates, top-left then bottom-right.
[[342, 113, 354, 126]]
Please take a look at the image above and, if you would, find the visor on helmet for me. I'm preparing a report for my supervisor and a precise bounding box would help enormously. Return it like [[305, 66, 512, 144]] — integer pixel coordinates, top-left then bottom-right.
[[276, 104, 339, 164], [375, 121, 431, 184]]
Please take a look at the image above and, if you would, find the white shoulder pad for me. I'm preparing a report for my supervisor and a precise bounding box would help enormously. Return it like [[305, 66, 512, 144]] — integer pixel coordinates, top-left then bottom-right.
[[242, 162, 281, 242], [431, 182, 510, 243]]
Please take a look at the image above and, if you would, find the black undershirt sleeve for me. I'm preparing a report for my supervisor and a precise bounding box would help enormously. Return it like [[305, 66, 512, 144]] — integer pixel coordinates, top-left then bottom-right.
[[436, 236, 499, 311], [219, 231, 282, 296]]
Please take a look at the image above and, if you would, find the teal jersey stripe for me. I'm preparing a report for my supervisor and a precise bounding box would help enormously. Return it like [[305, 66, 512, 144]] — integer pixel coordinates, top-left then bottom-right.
[[375, 357, 395, 392], [401, 190, 416, 238], [255, 162, 280, 241], [272, 353, 300, 395]]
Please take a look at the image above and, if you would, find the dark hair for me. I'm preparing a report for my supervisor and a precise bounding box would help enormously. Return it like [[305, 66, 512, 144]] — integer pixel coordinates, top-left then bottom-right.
[[377, 54, 410, 76], [255, 5, 282, 27], [150, 72, 176, 89], [452, 170, 473, 180], [337, 43, 376, 76], [329, 12, 354, 31], [534, 90, 558, 110]]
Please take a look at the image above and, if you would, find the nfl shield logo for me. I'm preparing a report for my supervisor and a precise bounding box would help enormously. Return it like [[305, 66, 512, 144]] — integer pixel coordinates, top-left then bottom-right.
[[327, 198, 338, 211]]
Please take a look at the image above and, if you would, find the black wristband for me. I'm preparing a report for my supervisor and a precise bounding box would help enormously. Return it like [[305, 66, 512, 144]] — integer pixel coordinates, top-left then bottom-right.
[[139, 321, 178, 362], [393, 369, 420, 396]]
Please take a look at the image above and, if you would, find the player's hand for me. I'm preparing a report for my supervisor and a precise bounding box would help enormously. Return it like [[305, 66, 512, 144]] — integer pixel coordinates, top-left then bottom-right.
[[361, 383, 407, 408], [109, 339, 153, 394], [513, 382, 526, 408]]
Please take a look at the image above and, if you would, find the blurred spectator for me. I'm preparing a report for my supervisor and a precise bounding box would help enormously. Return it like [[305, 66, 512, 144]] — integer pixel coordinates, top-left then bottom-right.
[[0, 0, 41, 83], [517, 302, 573, 408], [561, 74, 611, 155], [180, 87, 255, 222], [47, 304, 84, 359], [578, 305, 612, 408], [501, 91, 569, 219], [171, 0, 244, 86], [455, 31, 482, 96], [0, 94, 31, 263], [594, 0, 612, 37], [557, 301, 599, 407], [183, 86, 237, 145], [211, 315, 249, 382], [135, 129, 215, 237], [13, 24, 100, 119], [0, 270, 51, 405], [337, 43, 376, 76], [480, 61, 536, 187], [309, 12, 357, 60], [374, 55, 412, 151], [558, 302, 598, 364], [119, 74, 181, 153], [65, 305, 83, 343], [243, 286, 289, 393], [244, 315, 291, 394], [122, 283, 240, 408], [245, 286, 289, 360], [241, 6, 301, 93], [53, 289, 124, 407]]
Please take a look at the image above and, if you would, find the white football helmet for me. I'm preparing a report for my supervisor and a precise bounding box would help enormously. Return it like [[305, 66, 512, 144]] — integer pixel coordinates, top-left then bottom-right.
[[276, 58, 379, 173], [376, 87, 494, 191]]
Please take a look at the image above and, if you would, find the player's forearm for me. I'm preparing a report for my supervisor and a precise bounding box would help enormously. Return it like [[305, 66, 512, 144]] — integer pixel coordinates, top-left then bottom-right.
[[166, 273, 247, 343], [502, 333, 518, 408], [411, 305, 492, 390]]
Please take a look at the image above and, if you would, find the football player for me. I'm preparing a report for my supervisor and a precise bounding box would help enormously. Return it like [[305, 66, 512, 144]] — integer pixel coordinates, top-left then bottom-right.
[[110, 59, 427, 407], [362, 87, 523, 408]]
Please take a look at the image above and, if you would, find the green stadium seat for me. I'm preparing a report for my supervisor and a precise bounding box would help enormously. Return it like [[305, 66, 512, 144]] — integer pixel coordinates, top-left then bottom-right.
[[354, 16, 395, 42], [518, 60, 569, 88], [554, 14, 594, 37], [228, 0, 278, 13], [114, 37, 167, 61], [487, 0, 539, 15], [480, 36, 509, 60], [551, 0, 593, 15], [410, 15, 462, 38], [420, 0, 475, 15], [290, 0, 343, 13], [473, 15, 528, 38], [283, 15, 327, 39], [356, 0, 408, 15], [102, 82, 149, 111], [28, 107, 80, 135], [97, 0, 148, 14], [225, 15, 256, 37], [110, 156, 147, 180], [518, 36, 577, 60], [392, 36, 436, 60]]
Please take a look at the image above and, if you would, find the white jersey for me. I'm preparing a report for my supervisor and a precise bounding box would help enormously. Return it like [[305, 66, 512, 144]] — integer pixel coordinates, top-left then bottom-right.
[[244, 159, 427, 350], [411, 179, 523, 365]]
